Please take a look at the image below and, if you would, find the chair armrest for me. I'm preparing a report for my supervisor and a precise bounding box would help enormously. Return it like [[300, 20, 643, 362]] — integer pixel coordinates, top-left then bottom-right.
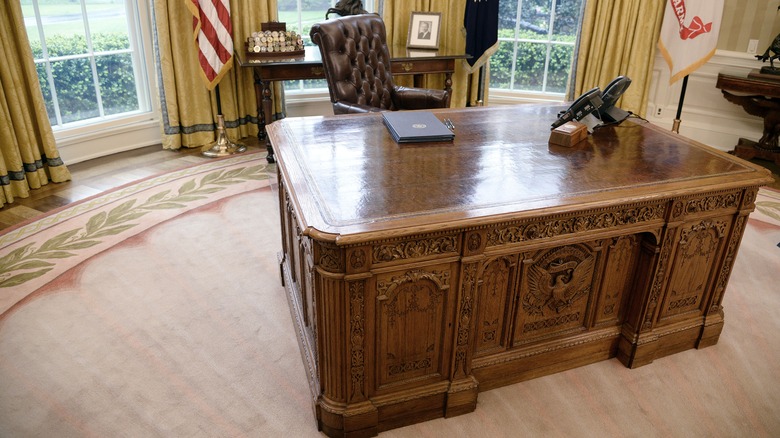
[[332, 101, 387, 115], [393, 86, 451, 110]]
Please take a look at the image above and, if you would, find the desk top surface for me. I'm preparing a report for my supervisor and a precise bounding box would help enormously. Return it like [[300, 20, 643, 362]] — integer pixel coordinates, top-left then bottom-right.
[[268, 105, 772, 240], [237, 45, 469, 67]]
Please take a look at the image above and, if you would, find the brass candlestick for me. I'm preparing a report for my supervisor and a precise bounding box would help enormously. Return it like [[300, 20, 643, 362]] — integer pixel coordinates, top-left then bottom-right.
[[201, 115, 246, 157]]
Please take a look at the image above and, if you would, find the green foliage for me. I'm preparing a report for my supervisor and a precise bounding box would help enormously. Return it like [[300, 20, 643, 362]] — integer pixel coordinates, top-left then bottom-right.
[[490, 26, 577, 94], [31, 33, 137, 125], [492, 0, 582, 93]]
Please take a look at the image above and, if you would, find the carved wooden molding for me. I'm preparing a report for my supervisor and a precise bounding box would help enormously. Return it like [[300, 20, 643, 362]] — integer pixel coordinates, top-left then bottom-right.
[[453, 263, 478, 377], [376, 269, 451, 299], [486, 203, 665, 247], [473, 330, 619, 368], [671, 190, 741, 220], [711, 215, 747, 314], [643, 231, 676, 330], [373, 235, 458, 263], [317, 241, 344, 272], [348, 281, 366, 402]]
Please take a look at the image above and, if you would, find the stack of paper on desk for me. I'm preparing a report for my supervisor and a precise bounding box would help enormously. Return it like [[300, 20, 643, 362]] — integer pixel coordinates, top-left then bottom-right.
[[382, 111, 454, 143]]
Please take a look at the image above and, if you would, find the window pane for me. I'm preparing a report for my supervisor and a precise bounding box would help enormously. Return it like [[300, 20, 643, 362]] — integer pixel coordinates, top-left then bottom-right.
[[86, 0, 130, 48], [35, 63, 56, 125], [552, 0, 583, 42], [520, 0, 551, 41], [96, 53, 138, 116], [278, 0, 330, 40], [546, 44, 575, 93], [23, 0, 87, 44], [51, 58, 99, 123], [489, 40, 516, 90], [512, 42, 547, 92], [498, 0, 518, 34]]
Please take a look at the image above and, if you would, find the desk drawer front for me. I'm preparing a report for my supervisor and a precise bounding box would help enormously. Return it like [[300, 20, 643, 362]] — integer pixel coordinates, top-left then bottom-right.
[[374, 263, 454, 391]]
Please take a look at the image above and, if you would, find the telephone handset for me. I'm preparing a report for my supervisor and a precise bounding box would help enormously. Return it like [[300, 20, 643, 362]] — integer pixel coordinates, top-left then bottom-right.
[[598, 76, 632, 123], [551, 87, 604, 131]]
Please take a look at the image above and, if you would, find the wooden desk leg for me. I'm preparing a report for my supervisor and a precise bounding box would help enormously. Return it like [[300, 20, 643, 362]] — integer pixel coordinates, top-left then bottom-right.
[[444, 73, 453, 107], [253, 71, 265, 141], [261, 80, 276, 163]]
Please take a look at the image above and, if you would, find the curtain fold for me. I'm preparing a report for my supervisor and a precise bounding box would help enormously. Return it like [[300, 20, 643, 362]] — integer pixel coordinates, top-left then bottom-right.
[[382, 0, 480, 108], [0, 2, 71, 208], [153, 0, 279, 150], [573, 0, 665, 117]]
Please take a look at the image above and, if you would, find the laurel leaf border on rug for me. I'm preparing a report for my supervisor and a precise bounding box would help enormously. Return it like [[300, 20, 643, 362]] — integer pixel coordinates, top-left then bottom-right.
[[0, 152, 271, 314]]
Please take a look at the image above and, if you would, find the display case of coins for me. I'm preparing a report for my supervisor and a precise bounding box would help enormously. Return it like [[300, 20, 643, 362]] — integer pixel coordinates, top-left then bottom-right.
[[245, 22, 304, 59]]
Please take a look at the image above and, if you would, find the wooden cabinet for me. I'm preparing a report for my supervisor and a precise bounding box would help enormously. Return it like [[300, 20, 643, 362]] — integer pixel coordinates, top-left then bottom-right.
[[269, 105, 772, 437]]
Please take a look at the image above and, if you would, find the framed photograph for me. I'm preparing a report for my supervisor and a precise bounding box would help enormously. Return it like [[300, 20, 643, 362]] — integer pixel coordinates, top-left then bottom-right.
[[407, 12, 441, 49]]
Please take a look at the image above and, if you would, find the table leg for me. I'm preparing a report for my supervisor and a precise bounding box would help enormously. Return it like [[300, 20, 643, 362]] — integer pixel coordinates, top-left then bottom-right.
[[253, 72, 265, 141], [731, 138, 780, 165], [261, 80, 276, 163], [444, 72, 453, 96], [444, 72, 453, 107]]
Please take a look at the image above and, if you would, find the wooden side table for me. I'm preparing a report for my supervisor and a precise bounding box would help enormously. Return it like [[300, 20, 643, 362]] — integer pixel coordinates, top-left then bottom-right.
[[237, 46, 469, 162], [716, 71, 780, 165]]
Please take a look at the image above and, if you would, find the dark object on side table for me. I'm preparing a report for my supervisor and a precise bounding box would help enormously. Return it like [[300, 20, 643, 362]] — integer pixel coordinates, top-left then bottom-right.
[[325, 0, 368, 19]]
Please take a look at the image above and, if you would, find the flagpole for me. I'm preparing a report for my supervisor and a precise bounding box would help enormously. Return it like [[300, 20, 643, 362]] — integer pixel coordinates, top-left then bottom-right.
[[672, 75, 689, 133], [202, 84, 247, 157]]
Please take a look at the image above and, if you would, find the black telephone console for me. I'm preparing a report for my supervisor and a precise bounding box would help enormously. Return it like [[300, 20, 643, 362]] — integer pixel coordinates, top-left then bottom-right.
[[551, 76, 632, 132]]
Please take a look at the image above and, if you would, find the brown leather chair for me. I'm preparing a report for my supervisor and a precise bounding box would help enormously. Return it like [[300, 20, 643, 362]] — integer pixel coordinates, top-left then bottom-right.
[[310, 14, 450, 114]]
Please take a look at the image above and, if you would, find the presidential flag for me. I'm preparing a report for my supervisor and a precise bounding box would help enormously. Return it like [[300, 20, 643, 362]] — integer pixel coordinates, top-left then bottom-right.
[[463, 0, 499, 74], [186, 0, 234, 90], [658, 0, 724, 84]]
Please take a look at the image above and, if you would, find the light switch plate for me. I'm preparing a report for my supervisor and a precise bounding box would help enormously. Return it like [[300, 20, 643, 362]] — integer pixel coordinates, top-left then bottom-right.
[[748, 39, 759, 55]]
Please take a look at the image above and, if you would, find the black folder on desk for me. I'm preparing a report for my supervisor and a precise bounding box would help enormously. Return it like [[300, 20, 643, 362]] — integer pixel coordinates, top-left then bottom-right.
[[382, 111, 454, 143]]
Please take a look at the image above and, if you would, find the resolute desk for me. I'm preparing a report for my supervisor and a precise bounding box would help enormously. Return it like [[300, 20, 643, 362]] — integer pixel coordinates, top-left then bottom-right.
[[267, 105, 772, 437]]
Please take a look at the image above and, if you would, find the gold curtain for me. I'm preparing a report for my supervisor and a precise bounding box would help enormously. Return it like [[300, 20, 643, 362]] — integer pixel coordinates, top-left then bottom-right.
[[382, 0, 480, 108], [153, 0, 279, 150], [573, 0, 665, 117], [0, 2, 71, 208]]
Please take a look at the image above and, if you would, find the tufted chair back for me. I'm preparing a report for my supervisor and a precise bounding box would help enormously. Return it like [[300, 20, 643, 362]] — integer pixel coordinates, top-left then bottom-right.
[[310, 14, 450, 114]]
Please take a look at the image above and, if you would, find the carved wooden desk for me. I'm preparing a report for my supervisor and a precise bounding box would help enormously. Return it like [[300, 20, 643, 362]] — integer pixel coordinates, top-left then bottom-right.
[[716, 71, 780, 164], [237, 46, 468, 162], [267, 105, 772, 437]]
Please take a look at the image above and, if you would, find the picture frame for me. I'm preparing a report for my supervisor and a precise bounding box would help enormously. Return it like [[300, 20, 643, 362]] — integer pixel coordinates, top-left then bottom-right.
[[407, 12, 441, 49]]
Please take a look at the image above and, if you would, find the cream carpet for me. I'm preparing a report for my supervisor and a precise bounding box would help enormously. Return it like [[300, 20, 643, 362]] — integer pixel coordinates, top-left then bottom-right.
[[1, 152, 779, 437]]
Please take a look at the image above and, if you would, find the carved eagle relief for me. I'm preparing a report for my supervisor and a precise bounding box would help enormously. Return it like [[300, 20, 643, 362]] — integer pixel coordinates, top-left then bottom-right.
[[524, 256, 595, 315]]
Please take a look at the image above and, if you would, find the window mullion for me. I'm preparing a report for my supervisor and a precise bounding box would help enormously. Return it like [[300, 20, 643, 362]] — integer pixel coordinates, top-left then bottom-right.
[[511, 0, 524, 90], [80, 0, 105, 118], [32, 0, 64, 127], [126, 0, 150, 113], [541, 0, 558, 93]]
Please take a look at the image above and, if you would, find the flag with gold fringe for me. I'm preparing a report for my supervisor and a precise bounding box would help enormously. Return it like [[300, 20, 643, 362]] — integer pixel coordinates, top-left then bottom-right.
[[186, 0, 234, 90], [463, 0, 499, 74], [658, 0, 724, 84]]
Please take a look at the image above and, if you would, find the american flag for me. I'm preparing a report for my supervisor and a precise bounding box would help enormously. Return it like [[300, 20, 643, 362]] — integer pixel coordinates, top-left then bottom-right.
[[187, 0, 234, 90]]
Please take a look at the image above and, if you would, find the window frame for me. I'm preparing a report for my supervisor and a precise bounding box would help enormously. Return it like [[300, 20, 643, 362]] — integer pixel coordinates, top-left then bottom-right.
[[25, 0, 159, 138]]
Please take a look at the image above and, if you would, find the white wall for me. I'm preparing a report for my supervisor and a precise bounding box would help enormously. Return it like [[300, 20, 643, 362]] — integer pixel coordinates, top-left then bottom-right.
[[645, 50, 764, 152]]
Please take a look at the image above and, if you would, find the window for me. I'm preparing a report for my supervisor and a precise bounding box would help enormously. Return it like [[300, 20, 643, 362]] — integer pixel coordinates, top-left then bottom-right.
[[22, 0, 153, 129], [276, 0, 375, 92], [491, 0, 584, 97]]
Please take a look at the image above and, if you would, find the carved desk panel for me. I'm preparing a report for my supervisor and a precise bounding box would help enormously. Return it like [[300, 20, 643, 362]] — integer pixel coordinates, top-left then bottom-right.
[[267, 105, 772, 437]]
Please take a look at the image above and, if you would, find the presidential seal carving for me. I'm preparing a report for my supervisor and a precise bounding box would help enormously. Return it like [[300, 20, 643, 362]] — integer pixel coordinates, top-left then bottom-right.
[[523, 246, 595, 316]]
